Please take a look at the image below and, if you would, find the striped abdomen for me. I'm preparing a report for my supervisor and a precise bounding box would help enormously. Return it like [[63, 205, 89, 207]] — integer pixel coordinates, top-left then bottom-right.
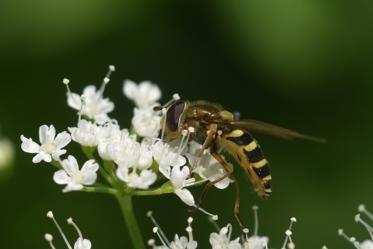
[[219, 128, 272, 199]]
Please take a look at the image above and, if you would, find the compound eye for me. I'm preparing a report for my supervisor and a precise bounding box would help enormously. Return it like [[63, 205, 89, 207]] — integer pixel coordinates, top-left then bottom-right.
[[166, 100, 185, 132]]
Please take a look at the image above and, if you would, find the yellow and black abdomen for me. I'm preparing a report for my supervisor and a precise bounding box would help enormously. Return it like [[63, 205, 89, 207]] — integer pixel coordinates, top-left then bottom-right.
[[219, 128, 272, 199]]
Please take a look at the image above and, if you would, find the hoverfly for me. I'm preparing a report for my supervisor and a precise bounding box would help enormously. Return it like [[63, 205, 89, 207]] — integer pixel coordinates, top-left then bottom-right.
[[155, 97, 324, 229]]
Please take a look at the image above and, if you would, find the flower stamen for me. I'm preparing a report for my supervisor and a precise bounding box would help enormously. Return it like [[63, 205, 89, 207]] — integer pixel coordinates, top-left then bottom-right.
[[355, 213, 373, 240], [338, 229, 361, 249], [147, 211, 171, 246], [281, 217, 297, 249], [47, 211, 73, 249], [358, 204, 373, 221], [44, 233, 56, 249], [98, 65, 115, 97], [67, 217, 83, 240]]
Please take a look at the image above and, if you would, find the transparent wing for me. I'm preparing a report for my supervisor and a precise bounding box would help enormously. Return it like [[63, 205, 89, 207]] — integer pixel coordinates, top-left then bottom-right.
[[230, 119, 326, 143]]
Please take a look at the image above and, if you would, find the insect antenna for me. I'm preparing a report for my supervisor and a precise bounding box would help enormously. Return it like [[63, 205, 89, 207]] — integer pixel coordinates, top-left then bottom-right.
[[153, 93, 181, 112]]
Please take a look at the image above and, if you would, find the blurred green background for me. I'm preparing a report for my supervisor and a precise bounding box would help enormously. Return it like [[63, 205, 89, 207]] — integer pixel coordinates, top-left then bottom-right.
[[1, 0, 372, 248]]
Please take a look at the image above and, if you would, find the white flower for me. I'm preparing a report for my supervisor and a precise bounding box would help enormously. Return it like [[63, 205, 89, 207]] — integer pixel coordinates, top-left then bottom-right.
[[97, 126, 127, 161], [96, 121, 122, 144], [74, 238, 92, 249], [209, 224, 242, 249], [53, 155, 99, 192], [148, 213, 198, 249], [0, 138, 15, 170], [68, 119, 99, 147], [123, 80, 161, 108], [137, 140, 154, 170], [187, 142, 230, 190], [151, 140, 186, 174], [106, 133, 140, 168], [117, 167, 157, 189], [169, 166, 195, 206], [247, 236, 269, 249], [45, 211, 92, 249], [169, 234, 198, 249], [132, 107, 161, 138], [67, 85, 114, 123], [21, 125, 71, 163], [151, 140, 195, 206]]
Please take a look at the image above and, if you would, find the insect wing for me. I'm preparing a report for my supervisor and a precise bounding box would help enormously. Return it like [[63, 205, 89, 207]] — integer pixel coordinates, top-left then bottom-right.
[[230, 119, 325, 142]]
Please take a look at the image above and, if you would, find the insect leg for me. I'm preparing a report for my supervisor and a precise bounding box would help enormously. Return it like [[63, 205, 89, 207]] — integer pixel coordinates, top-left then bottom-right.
[[191, 124, 218, 171], [195, 165, 232, 211], [211, 151, 245, 230]]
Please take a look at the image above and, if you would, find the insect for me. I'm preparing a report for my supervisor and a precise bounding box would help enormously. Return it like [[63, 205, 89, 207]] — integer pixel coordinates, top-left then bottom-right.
[[155, 97, 324, 229]]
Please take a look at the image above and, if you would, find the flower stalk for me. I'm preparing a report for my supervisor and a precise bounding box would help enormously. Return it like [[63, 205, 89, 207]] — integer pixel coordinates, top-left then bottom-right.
[[116, 194, 146, 249]]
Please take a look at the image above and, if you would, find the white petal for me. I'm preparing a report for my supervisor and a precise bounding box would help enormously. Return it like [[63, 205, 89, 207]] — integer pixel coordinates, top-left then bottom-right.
[[67, 92, 82, 110], [213, 177, 230, 189], [61, 155, 79, 176], [39, 125, 56, 145], [138, 81, 161, 105], [116, 166, 129, 182], [63, 183, 83, 192], [123, 80, 137, 99], [32, 152, 52, 163], [81, 160, 99, 185], [175, 188, 195, 206], [82, 85, 97, 97], [138, 170, 157, 188], [170, 166, 189, 189], [170, 154, 187, 167], [158, 164, 171, 179], [20, 135, 40, 153], [53, 170, 71, 185], [53, 131, 71, 149]]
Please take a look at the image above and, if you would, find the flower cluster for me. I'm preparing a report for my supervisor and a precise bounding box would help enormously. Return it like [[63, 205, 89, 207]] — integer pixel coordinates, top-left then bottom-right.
[[20, 65, 231, 207], [45, 211, 91, 249], [335, 204, 373, 249], [147, 206, 297, 249]]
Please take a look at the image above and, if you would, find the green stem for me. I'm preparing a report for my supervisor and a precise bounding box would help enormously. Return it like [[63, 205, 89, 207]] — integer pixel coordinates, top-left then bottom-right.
[[83, 186, 118, 195], [116, 194, 146, 249]]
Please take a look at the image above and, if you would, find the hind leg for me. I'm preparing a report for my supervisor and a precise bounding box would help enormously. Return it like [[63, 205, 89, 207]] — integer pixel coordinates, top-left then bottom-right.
[[210, 151, 245, 230]]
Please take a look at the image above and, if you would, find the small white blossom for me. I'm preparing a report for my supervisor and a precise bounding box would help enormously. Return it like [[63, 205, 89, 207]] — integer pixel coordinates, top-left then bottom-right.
[[74, 238, 92, 249], [132, 107, 161, 138], [148, 213, 198, 249], [106, 133, 141, 168], [45, 211, 92, 249], [151, 140, 197, 205], [21, 125, 71, 163], [117, 167, 157, 189], [209, 224, 242, 249], [0, 138, 15, 170], [137, 140, 154, 170], [53, 155, 99, 192], [97, 125, 126, 161], [67, 85, 114, 123], [68, 119, 99, 147], [247, 236, 269, 249], [123, 80, 161, 108], [151, 140, 186, 174]]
